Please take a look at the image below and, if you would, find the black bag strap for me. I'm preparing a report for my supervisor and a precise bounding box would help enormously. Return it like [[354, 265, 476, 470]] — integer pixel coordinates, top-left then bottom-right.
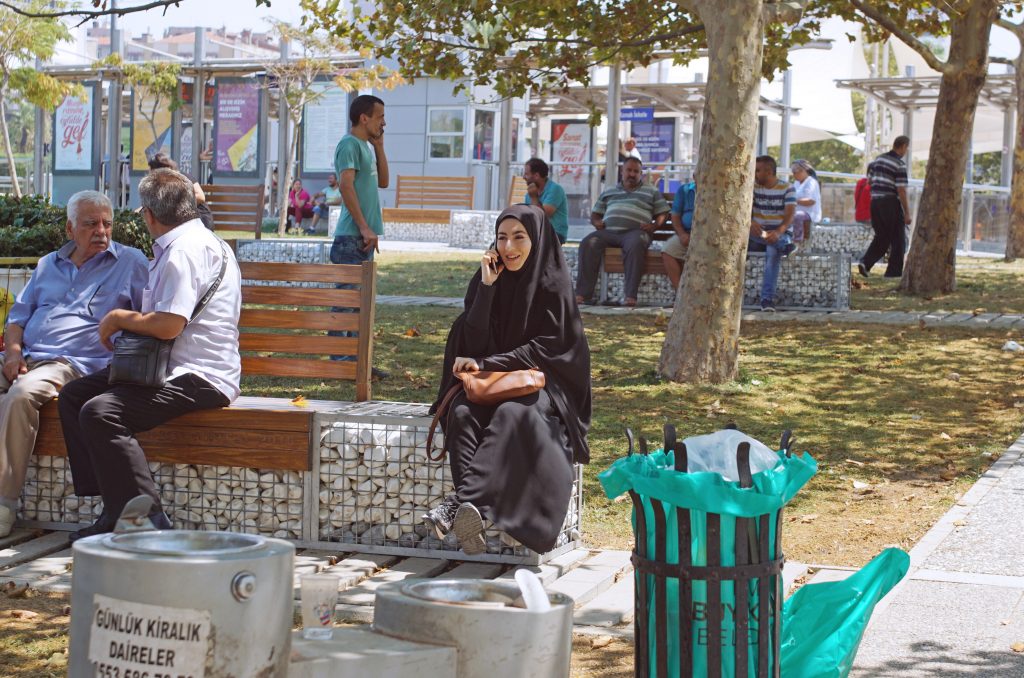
[[426, 383, 463, 462], [185, 240, 230, 327]]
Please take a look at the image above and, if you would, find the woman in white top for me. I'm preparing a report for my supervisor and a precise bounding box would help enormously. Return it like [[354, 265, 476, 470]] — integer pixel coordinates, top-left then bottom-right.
[[790, 159, 821, 243]]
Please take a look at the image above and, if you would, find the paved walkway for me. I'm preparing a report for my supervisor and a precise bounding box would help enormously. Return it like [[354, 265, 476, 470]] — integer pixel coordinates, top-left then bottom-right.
[[849, 433, 1024, 676], [378, 294, 1024, 329]]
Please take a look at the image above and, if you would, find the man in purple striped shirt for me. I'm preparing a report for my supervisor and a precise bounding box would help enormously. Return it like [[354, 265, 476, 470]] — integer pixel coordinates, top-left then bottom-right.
[[0, 191, 148, 537]]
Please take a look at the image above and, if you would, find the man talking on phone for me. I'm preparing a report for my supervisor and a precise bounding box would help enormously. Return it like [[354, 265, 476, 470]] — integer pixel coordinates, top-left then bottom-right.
[[522, 158, 568, 244], [332, 95, 388, 259], [329, 95, 388, 370]]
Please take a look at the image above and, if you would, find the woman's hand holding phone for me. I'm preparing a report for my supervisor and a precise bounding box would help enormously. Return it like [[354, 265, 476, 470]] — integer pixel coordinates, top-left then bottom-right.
[[481, 248, 503, 286]]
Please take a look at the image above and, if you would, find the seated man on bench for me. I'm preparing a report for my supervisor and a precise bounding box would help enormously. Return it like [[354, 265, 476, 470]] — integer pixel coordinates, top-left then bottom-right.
[[59, 169, 242, 542], [748, 155, 796, 312], [575, 157, 669, 306], [661, 177, 696, 292], [0, 191, 147, 538]]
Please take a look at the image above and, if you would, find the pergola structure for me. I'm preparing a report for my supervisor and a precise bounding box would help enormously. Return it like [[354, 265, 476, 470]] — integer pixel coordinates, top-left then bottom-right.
[[835, 74, 1017, 184]]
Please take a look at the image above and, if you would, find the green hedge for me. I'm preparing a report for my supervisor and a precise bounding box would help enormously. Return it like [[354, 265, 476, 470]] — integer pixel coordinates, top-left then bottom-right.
[[0, 195, 154, 258]]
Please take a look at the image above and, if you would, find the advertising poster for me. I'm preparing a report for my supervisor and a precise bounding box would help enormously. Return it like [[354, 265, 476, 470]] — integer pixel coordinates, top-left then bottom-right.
[[54, 86, 95, 172], [214, 79, 260, 174], [131, 89, 173, 172], [302, 83, 347, 174], [632, 118, 675, 164], [551, 119, 591, 195]]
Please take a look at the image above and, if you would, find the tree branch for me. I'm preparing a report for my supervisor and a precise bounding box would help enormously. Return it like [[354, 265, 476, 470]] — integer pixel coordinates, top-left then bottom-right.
[[996, 16, 1024, 39], [848, 0, 951, 75], [0, 0, 184, 24], [991, 55, 1015, 67]]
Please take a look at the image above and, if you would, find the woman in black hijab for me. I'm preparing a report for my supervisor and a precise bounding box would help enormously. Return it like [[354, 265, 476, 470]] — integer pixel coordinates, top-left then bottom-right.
[[426, 204, 591, 555]]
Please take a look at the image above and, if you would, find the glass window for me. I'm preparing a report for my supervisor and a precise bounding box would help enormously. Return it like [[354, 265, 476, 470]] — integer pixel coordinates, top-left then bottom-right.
[[472, 109, 495, 161], [428, 108, 465, 159]]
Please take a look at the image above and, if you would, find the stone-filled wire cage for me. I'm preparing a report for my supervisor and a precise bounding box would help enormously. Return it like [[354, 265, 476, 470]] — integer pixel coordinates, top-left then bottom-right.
[[315, 404, 582, 563]]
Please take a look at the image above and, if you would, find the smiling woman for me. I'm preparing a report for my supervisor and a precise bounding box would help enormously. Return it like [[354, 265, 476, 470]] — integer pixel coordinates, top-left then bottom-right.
[[423, 204, 592, 556]]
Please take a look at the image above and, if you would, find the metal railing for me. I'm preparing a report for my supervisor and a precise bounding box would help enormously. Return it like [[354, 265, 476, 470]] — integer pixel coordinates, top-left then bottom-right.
[[545, 162, 1011, 254]]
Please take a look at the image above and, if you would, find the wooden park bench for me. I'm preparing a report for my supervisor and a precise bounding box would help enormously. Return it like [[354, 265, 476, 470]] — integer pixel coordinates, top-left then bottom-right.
[[31, 260, 377, 474], [508, 176, 528, 205], [382, 175, 476, 224], [597, 195, 677, 302], [201, 183, 265, 239]]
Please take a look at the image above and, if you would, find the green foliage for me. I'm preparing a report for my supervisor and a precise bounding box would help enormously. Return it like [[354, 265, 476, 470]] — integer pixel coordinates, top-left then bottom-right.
[[0, 195, 153, 258], [971, 151, 1002, 186], [301, 0, 819, 105], [768, 139, 863, 175]]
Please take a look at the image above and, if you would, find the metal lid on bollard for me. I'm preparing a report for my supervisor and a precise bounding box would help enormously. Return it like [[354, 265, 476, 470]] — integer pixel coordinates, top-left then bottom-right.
[[401, 579, 572, 610], [102, 531, 266, 556]]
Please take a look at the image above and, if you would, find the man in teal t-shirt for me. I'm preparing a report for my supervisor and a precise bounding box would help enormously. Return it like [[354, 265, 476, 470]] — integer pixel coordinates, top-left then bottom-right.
[[332, 94, 388, 261], [329, 95, 388, 369], [523, 157, 569, 244]]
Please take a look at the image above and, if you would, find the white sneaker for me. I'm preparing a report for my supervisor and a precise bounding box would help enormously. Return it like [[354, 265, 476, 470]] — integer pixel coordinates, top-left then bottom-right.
[[0, 505, 15, 538]]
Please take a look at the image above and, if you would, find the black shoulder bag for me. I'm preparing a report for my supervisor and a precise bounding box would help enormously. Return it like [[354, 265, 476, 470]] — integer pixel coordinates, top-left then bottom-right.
[[108, 241, 230, 387]]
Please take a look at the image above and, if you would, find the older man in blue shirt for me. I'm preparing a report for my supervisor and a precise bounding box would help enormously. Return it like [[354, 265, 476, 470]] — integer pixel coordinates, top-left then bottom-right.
[[0, 191, 147, 537]]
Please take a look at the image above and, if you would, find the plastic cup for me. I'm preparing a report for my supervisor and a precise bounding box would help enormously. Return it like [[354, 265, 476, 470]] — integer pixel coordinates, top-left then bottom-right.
[[300, 573, 339, 640]]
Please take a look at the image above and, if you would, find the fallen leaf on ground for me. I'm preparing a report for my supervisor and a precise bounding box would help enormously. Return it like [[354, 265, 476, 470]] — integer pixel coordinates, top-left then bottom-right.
[[1012, 642, 1024, 653], [290, 395, 308, 407], [404, 327, 421, 337], [953, 519, 968, 527], [902, 494, 916, 501], [940, 469, 958, 481], [947, 372, 961, 381], [938, 432, 952, 440], [852, 480, 870, 490], [799, 514, 818, 524], [845, 458, 865, 467], [590, 635, 614, 649], [45, 652, 66, 666], [860, 519, 875, 525], [9, 609, 38, 619], [6, 584, 32, 598]]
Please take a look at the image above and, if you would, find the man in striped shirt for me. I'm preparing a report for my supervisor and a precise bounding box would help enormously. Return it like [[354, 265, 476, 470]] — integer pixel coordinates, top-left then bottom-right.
[[858, 136, 912, 278], [748, 155, 796, 311], [575, 157, 670, 306]]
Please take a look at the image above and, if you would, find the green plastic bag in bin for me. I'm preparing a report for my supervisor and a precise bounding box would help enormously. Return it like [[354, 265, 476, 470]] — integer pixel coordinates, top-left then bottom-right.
[[600, 445, 817, 677]]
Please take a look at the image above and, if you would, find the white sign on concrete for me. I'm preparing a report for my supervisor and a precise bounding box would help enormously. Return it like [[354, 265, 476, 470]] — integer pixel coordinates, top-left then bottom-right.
[[88, 594, 211, 678]]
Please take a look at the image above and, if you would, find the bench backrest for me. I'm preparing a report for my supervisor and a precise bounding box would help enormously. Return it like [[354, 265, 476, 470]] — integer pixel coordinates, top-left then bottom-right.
[[394, 175, 475, 210], [202, 184, 264, 239], [508, 176, 528, 205], [239, 260, 376, 401]]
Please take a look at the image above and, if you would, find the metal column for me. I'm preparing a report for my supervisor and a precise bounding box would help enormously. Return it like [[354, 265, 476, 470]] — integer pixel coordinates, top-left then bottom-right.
[[192, 28, 205, 182], [1002, 104, 1015, 187], [32, 57, 45, 196], [604, 64, 621, 190], [496, 96, 513, 210], [277, 38, 291, 216], [106, 3, 123, 206], [780, 69, 792, 169]]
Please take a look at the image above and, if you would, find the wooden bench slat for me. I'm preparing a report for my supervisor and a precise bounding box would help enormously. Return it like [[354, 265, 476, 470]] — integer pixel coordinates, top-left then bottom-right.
[[381, 208, 451, 223], [242, 287, 363, 308], [394, 175, 474, 210], [242, 356, 357, 379], [240, 262, 365, 284], [201, 183, 263, 239], [604, 248, 668, 276], [239, 309, 360, 332], [240, 334, 359, 354]]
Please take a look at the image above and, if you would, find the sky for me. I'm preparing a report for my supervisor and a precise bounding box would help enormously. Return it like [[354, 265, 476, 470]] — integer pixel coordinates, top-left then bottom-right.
[[113, 0, 308, 35]]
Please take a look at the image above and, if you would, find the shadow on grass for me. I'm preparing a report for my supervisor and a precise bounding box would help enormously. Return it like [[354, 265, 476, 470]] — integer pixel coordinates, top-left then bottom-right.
[[0, 591, 69, 677]]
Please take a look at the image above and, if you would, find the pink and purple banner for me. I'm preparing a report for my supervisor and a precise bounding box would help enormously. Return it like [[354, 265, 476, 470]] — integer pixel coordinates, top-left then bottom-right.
[[214, 79, 260, 174]]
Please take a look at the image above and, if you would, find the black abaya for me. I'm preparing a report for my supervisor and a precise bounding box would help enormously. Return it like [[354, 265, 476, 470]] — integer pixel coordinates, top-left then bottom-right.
[[431, 204, 591, 553]]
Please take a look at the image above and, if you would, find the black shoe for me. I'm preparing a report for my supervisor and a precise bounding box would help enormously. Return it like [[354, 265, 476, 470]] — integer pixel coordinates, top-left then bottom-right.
[[422, 495, 459, 540], [371, 367, 390, 380], [453, 502, 486, 555], [857, 262, 869, 278], [760, 300, 776, 312], [69, 512, 116, 543], [148, 511, 172, 530]]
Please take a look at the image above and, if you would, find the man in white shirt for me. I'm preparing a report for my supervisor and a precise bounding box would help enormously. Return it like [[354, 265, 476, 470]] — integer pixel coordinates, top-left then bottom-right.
[[59, 168, 242, 542]]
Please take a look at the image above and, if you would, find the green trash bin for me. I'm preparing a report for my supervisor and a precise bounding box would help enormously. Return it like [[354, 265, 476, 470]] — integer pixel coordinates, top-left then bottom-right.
[[599, 426, 817, 678]]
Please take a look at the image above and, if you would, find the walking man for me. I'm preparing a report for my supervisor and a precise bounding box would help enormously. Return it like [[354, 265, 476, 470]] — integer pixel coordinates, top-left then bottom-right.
[[858, 136, 912, 278]]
